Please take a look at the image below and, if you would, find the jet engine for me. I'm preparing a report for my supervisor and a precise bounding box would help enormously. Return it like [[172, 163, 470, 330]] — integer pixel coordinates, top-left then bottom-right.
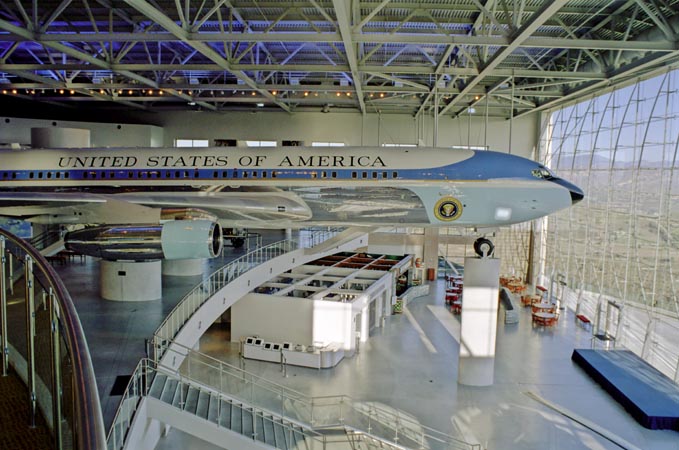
[[64, 220, 223, 260]]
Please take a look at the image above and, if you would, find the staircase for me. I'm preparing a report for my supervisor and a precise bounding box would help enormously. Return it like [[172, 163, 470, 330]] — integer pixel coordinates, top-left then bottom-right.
[[148, 372, 310, 450]]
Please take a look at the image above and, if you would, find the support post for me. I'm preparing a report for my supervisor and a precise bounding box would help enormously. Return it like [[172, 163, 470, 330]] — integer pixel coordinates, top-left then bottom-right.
[[25, 255, 36, 427], [0, 237, 7, 376], [458, 256, 500, 386], [49, 288, 63, 449]]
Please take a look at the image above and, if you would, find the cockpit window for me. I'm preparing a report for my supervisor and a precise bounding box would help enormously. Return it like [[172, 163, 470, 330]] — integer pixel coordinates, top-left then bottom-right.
[[531, 167, 554, 179]]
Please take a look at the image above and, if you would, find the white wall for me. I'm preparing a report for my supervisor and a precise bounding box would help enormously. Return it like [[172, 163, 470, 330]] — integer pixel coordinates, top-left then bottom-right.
[[157, 111, 538, 158], [0, 116, 163, 147], [0, 111, 537, 158], [231, 293, 314, 344]]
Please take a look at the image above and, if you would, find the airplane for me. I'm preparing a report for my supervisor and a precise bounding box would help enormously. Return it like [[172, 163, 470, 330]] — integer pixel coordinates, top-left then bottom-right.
[[0, 146, 583, 260]]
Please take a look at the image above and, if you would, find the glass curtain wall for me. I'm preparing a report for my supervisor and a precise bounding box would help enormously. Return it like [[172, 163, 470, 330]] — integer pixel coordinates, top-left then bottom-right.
[[537, 69, 679, 381]]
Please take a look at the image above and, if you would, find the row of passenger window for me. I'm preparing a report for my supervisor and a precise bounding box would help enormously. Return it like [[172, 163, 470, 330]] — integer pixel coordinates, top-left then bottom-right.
[[1, 170, 400, 180]]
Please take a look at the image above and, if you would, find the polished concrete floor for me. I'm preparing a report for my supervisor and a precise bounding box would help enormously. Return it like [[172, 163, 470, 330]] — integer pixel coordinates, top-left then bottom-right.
[[53, 235, 679, 450]]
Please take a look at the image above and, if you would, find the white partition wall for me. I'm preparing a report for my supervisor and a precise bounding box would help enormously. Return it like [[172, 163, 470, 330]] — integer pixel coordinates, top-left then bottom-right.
[[458, 257, 501, 386]]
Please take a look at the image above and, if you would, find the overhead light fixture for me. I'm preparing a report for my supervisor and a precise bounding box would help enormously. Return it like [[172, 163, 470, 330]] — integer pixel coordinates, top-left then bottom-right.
[[468, 107, 476, 114], [188, 101, 196, 106], [69, 89, 75, 94], [256, 102, 264, 107], [304, 91, 309, 96], [272, 90, 277, 96]]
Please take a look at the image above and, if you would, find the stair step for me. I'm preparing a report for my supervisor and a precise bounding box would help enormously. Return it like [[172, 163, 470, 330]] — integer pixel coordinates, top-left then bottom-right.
[[159, 379, 178, 404], [218, 400, 232, 429], [242, 407, 254, 439], [254, 413, 265, 443], [171, 383, 186, 408], [184, 387, 199, 414], [207, 394, 219, 424], [273, 419, 287, 450], [148, 374, 167, 399], [231, 403, 242, 434], [293, 427, 307, 450], [263, 415, 276, 447], [196, 391, 210, 420]]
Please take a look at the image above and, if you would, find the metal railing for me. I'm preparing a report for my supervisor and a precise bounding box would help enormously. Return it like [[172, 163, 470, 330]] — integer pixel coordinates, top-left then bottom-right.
[[0, 228, 106, 450], [108, 358, 338, 450], [29, 226, 62, 252], [153, 338, 480, 450], [154, 228, 343, 346]]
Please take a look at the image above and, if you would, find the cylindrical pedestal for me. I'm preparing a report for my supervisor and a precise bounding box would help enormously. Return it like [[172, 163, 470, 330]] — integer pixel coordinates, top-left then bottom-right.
[[101, 260, 161, 301], [162, 258, 205, 276], [458, 256, 500, 386]]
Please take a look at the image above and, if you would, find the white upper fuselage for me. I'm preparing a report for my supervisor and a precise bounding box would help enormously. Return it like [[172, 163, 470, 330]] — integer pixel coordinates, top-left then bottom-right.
[[0, 146, 583, 228]]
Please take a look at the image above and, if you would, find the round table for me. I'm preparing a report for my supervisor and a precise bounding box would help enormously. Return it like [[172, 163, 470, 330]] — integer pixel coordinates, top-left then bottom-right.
[[532, 312, 557, 326], [532, 302, 555, 313]]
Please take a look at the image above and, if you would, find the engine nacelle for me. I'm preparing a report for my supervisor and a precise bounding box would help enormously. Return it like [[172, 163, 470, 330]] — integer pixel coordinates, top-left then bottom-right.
[[64, 220, 223, 260]]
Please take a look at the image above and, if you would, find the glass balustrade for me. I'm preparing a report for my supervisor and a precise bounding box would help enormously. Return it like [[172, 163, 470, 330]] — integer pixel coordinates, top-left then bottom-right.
[[0, 228, 106, 450]]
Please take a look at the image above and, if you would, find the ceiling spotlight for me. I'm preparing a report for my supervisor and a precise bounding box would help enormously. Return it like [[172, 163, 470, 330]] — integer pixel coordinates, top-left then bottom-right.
[[1, 90, 6, 95], [99, 89, 104, 94], [187, 90, 192, 95], [59, 89, 64, 94], [251, 92, 256, 96], [379, 93, 385, 98], [188, 101, 196, 106], [148, 90, 153, 95], [11, 89, 16, 94], [346, 92, 351, 97], [336, 92, 341, 97], [159, 90, 164, 95], [272, 90, 277, 96], [256, 102, 264, 107], [69, 89, 75, 94], [118, 89, 123, 94], [304, 91, 309, 96], [128, 90, 133, 95], [475, 95, 480, 100], [369, 93, 373, 98], [314, 92, 318, 96]]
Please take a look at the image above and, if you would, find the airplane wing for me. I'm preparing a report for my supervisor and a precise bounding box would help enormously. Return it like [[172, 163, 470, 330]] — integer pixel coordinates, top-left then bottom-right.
[[0, 190, 312, 224]]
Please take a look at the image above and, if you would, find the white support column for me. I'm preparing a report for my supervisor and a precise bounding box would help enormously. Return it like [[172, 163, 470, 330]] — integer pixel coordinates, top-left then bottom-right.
[[458, 256, 501, 386], [101, 260, 161, 301], [423, 228, 439, 280], [360, 304, 369, 343]]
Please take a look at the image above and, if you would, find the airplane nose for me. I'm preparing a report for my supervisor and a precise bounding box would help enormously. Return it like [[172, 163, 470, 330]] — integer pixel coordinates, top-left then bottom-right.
[[550, 178, 584, 205]]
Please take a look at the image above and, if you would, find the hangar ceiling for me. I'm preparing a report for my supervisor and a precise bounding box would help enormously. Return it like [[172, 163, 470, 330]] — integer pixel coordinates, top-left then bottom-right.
[[0, 0, 677, 117]]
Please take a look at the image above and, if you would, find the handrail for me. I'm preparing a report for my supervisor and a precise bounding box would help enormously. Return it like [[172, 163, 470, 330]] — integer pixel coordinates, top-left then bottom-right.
[[153, 338, 480, 450], [108, 357, 410, 450], [0, 228, 106, 449], [154, 227, 343, 344]]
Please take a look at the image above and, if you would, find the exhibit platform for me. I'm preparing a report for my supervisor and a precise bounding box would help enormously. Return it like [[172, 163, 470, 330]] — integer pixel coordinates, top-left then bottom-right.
[[572, 349, 679, 430]]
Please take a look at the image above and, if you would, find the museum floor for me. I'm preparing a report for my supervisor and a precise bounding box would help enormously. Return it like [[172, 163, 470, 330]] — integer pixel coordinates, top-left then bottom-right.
[[52, 233, 679, 450]]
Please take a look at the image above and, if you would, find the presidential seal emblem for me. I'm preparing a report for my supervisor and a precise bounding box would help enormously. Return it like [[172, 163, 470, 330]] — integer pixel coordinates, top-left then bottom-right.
[[434, 197, 463, 221]]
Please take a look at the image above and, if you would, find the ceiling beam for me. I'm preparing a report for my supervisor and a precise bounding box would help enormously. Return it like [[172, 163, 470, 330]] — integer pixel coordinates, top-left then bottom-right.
[[514, 50, 679, 119], [0, 32, 673, 52], [332, 0, 366, 113], [121, 0, 290, 112], [438, 0, 570, 117]]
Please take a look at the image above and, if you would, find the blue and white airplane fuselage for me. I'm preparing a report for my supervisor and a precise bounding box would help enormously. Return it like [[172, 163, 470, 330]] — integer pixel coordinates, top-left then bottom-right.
[[0, 146, 583, 229]]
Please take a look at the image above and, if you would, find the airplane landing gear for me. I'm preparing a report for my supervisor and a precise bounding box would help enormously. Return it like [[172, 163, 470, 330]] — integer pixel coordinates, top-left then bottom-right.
[[473, 237, 495, 258]]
